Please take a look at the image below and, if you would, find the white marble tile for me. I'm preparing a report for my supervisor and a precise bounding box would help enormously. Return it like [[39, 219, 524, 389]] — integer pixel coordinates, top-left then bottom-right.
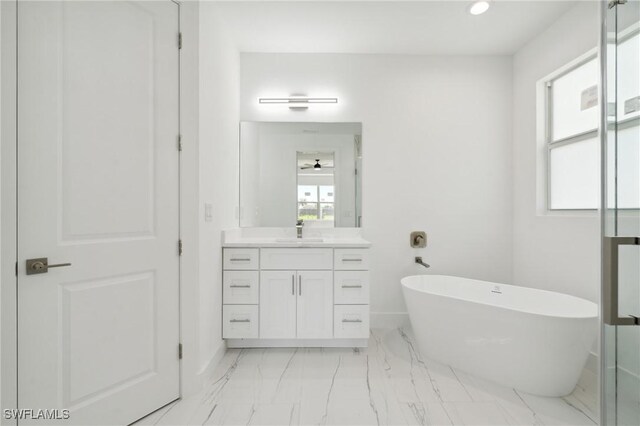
[[443, 401, 516, 426], [518, 391, 597, 426], [133, 327, 600, 426]]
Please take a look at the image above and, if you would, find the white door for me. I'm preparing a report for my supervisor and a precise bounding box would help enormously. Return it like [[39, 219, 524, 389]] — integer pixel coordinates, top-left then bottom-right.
[[260, 271, 297, 338], [17, 1, 180, 424], [296, 271, 333, 338]]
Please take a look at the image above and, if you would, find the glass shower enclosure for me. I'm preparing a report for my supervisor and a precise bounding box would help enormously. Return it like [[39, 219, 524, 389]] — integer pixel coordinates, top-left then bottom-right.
[[601, 0, 640, 425]]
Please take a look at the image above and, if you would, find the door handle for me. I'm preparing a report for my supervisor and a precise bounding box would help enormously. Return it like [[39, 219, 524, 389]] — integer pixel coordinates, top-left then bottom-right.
[[26, 258, 72, 275], [298, 275, 302, 296], [603, 237, 640, 325]]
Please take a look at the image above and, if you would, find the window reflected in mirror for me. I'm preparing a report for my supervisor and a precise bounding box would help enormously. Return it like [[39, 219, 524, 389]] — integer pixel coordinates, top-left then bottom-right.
[[297, 152, 335, 224]]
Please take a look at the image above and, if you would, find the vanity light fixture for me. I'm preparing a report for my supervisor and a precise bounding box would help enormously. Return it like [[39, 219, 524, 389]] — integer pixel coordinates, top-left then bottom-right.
[[258, 97, 338, 110], [469, 1, 490, 15]]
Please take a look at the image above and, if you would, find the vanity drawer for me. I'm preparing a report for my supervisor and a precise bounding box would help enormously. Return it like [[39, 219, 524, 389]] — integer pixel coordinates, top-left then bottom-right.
[[260, 248, 333, 270], [223, 271, 259, 304], [334, 249, 369, 270], [223, 248, 259, 270], [334, 271, 370, 305], [334, 305, 370, 339], [223, 305, 259, 339]]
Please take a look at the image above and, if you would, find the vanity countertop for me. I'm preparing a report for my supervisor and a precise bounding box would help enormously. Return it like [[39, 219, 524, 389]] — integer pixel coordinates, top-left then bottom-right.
[[222, 237, 371, 248], [222, 228, 371, 248]]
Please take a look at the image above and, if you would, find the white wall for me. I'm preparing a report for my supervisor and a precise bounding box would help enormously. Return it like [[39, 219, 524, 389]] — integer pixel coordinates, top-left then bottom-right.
[[198, 2, 240, 374], [512, 2, 600, 303], [241, 53, 514, 317]]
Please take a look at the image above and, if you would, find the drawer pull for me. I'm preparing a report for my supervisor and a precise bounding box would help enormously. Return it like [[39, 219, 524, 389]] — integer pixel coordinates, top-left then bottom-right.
[[229, 284, 251, 288], [342, 285, 363, 289], [342, 319, 363, 323], [230, 319, 251, 323], [342, 258, 362, 262], [230, 258, 251, 262]]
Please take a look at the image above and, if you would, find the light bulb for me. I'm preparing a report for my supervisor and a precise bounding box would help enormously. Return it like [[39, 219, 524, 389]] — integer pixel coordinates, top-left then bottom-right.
[[469, 1, 490, 16]]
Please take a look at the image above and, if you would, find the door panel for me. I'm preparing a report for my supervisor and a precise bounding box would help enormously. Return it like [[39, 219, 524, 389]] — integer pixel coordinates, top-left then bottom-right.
[[259, 271, 297, 338], [17, 1, 180, 424], [296, 271, 333, 338], [602, 1, 640, 424]]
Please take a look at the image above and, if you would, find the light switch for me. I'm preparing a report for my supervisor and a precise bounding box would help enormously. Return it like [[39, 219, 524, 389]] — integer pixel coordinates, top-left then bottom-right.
[[205, 203, 213, 222]]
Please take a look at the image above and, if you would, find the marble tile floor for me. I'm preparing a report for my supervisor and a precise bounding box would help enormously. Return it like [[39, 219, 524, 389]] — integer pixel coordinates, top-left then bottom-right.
[[135, 327, 598, 426]]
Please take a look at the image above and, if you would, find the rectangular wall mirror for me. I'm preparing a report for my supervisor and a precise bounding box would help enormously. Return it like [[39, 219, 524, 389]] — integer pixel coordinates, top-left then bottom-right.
[[239, 122, 362, 228]]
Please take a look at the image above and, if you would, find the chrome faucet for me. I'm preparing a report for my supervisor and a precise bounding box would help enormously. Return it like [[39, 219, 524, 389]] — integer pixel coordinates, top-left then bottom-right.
[[415, 256, 430, 268], [296, 219, 304, 239]]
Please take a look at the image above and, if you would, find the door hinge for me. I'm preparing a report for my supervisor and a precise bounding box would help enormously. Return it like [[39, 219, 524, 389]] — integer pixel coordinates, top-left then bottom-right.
[[609, 0, 627, 8], [178, 239, 183, 256], [178, 32, 183, 49], [178, 134, 183, 151], [178, 343, 183, 359]]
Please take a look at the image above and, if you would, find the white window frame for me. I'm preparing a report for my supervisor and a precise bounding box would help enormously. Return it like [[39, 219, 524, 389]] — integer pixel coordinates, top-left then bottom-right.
[[539, 49, 599, 213]]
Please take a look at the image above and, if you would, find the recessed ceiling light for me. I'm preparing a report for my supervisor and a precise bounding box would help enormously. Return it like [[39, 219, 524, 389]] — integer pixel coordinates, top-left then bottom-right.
[[469, 1, 490, 16]]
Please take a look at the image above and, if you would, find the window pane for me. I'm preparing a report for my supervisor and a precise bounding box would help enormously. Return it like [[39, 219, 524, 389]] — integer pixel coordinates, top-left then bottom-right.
[[319, 186, 335, 202], [550, 137, 600, 209], [298, 202, 318, 220], [618, 32, 640, 121], [320, 203, 334, 220], [617, 125, 640, 209], [297, 185, 317, 202], [552, 59, 598, 141]]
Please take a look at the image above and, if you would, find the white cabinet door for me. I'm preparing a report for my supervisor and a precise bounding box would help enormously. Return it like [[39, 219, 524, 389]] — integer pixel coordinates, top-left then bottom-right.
[[296, 271, 334, 338], [223, 305, 259, 339], [17, 2, 179, 424], [334, 249, 370, 270], [334, 305, 370, 339], [334, 271, 370, 305], [260, 271, 297, 338], [223, 248, 260, 270], [223, 271, 259, 304]]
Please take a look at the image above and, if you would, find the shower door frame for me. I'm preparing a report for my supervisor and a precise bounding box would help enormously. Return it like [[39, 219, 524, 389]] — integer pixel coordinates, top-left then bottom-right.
[[599, 0, 640, 424]]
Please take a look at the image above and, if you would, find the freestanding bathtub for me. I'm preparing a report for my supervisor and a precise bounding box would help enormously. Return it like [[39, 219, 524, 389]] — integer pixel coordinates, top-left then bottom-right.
[[401, 275, 598, 397]]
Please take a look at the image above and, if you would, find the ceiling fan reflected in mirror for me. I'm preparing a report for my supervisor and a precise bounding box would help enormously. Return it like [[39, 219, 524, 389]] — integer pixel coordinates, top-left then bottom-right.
[[300, 159, 334, 171]]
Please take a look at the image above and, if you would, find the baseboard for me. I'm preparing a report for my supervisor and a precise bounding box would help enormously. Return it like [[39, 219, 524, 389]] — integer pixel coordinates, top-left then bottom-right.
[[617, 364, 640, 381], [370, 312, 410, 329], [585, 351, 598, 374], [226, 338, 368, 348], [197, 342, 227, 383]]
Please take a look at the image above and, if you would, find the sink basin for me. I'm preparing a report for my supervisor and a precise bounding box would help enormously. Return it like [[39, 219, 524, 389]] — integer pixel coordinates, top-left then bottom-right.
[[275, 238, 324, 243]]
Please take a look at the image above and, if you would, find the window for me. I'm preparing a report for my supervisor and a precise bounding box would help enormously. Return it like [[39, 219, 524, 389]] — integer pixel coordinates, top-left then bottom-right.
[[297, 185, 335, 222], [546, 56, 600, 210], [608, 30, 640, 210]]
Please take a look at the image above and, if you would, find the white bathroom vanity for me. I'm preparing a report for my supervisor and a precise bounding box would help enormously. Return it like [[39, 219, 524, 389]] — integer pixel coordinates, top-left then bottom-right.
[[222, 229, 371, 348]]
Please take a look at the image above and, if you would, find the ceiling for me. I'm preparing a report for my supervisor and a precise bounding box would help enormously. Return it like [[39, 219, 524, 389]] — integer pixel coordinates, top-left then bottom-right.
[[208, 1, 580, 55]]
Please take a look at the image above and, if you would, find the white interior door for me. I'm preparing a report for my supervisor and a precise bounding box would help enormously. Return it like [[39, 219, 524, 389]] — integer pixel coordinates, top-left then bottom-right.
[[259, 271, 297, 338], [296, 271, 333, 338], [17, 1, 180, 424]]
